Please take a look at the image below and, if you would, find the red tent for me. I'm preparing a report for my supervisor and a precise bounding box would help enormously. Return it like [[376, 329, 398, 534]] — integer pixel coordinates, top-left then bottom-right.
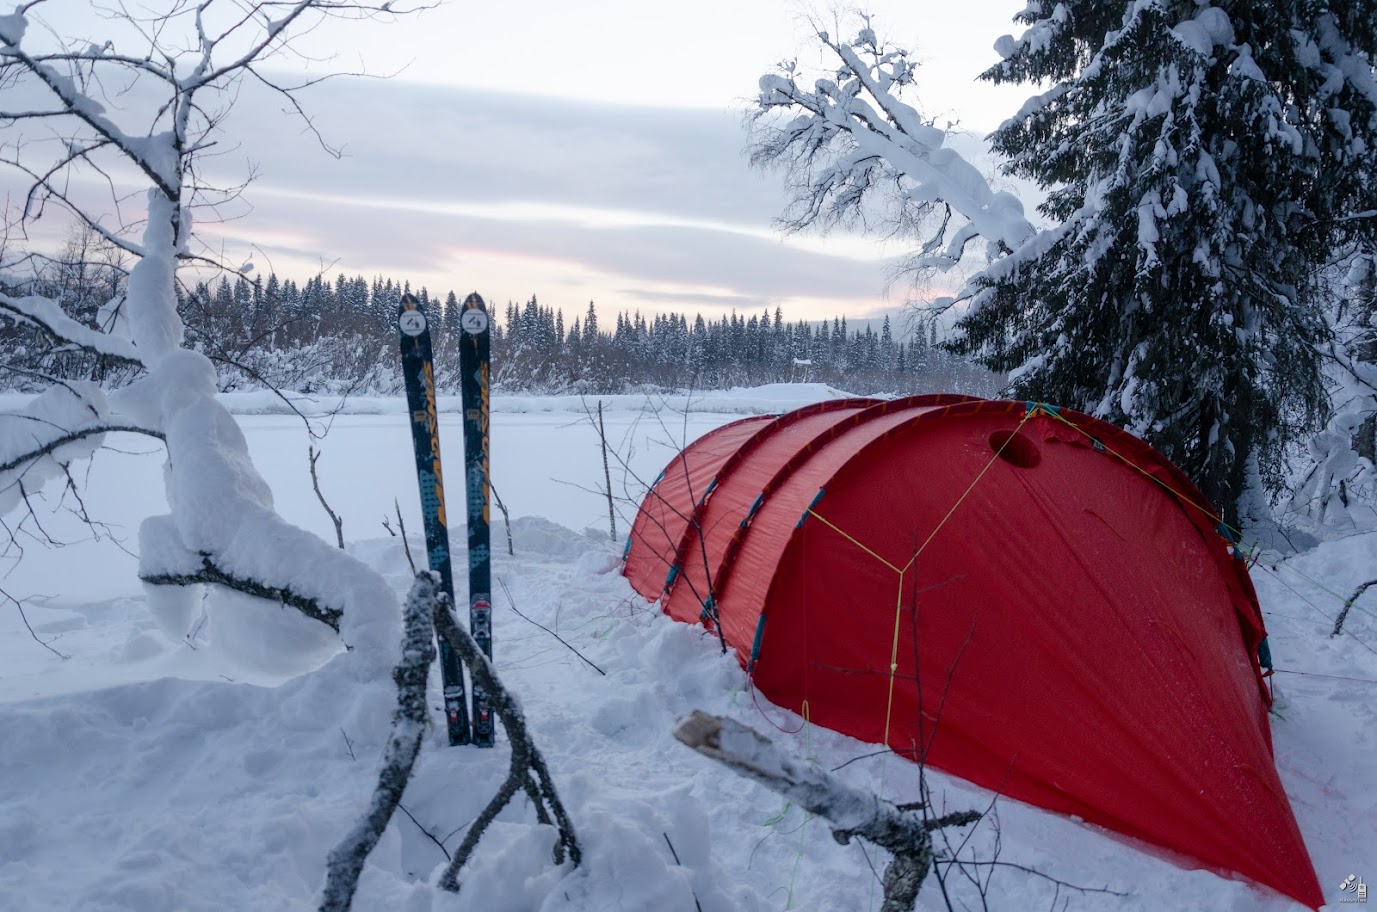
[[624, 396, 1321, 908]]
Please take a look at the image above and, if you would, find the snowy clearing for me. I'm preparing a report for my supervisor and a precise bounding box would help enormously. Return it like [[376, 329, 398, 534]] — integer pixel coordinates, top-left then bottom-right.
[[1, 387, 1374, 911]]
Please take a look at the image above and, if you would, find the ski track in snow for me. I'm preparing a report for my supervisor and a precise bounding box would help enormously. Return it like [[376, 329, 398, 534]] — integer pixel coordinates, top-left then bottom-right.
[[0, 388, 1374, 911]]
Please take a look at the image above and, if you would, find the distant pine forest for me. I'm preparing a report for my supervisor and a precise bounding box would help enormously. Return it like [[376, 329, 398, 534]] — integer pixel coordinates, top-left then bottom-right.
[[2, 268, 1002, 397]]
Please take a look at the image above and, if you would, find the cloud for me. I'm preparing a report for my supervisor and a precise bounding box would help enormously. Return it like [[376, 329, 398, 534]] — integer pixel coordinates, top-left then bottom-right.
[[0, 74, 942, 322], [188, 78, 910, 318], [220, 79, 788, 225]]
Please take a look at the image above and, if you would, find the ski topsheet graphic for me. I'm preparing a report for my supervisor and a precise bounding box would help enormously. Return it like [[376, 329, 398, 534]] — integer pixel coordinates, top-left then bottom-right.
[[458, 292, 495, 747], [398, 294, 470, 745]]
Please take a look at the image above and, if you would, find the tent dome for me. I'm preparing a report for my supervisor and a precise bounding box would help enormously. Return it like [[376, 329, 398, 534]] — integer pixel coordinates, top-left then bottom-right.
[[623, 395, 1320, 908]]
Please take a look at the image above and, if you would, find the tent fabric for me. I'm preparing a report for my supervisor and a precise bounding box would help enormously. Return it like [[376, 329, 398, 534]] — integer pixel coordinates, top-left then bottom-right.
[[623, 396, 1322, 908]]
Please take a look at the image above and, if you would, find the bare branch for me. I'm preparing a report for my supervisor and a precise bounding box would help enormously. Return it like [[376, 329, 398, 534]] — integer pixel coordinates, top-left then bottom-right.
[[1, 582, 69, 659], [309, 443, 345, 549], [0, 292, 144, 365], [496, 576, 605, 676]]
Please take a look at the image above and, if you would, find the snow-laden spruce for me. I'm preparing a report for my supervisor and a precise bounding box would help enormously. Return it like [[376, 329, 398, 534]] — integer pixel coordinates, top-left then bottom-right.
[[948, 0, 1377, 527]]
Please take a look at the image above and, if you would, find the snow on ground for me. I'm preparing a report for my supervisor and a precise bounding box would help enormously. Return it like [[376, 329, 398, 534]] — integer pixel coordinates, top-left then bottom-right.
[[1, 387, 1375, 911]]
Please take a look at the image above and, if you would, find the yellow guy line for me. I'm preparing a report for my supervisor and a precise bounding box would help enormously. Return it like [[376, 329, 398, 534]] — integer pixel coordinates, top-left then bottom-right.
[[805, 411, 1033, 748], [801, 509, 902, 574]]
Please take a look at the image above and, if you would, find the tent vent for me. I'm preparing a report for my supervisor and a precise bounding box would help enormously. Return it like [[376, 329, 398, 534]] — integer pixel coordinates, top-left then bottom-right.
[[990, 429, 1040, 469]]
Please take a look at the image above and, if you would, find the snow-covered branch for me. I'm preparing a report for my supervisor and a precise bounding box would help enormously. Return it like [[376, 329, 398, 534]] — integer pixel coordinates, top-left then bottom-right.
[[318, 571, 437, 912], [0, 290, 143, 365], [674, 710, 980, 912], [432, 595, 581, 890], [140, 553, 344, 633], [1, 0, 440, 668], [0, 383, 127, 514], [750, 18, 1033, 272]]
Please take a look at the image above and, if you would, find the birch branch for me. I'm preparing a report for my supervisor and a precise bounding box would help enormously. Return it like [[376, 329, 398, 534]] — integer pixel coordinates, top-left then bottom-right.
[[673, 710, 980, 912]]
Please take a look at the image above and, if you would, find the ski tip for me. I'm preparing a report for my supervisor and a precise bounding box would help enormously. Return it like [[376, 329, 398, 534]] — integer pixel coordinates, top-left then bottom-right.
[[463, 292, 486, 310]]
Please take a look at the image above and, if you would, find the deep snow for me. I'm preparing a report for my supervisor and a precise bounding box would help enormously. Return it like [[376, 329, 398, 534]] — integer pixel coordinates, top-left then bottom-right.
[[0, 386, 1374, 911]]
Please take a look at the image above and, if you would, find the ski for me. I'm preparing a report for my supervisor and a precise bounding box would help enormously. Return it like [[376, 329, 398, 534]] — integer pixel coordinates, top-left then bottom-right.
[[457, 291, 495, 747], [397, 293, 471, 746]]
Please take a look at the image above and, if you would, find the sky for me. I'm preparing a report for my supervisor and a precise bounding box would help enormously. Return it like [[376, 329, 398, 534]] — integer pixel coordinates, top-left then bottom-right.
[[11, 0, 1036, 331]]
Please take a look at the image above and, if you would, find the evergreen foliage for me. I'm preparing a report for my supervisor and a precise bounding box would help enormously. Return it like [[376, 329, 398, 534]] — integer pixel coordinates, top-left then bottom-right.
[[949, 1, 1377, 524]]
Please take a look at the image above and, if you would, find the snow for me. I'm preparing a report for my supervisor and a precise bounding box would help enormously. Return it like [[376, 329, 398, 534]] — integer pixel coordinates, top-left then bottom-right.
[[0, 10, 27, 46], [1, 387, 1375, 911], [122, 193, 186, 360]]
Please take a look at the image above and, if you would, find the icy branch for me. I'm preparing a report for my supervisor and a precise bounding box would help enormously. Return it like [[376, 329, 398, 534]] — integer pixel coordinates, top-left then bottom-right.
[[674, 710, 980, 912], [0, 21, 181, 199], [318, 571, 437, 912]]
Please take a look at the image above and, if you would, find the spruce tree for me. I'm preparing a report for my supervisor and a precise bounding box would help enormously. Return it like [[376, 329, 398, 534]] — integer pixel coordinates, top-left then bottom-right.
[[950, 1, 1377, 525]]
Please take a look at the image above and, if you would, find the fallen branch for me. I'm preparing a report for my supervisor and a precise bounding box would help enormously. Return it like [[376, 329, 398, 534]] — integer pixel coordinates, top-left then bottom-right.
[[1334, 578, 1377, 637], [141, 554, 343, 632], [673, 710, 979, 912], [433, 596, 581, 890], [319, 572, 437, 912]]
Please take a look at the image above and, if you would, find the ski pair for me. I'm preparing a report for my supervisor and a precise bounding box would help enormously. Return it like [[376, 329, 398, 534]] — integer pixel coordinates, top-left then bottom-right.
[[398, 292, 494, 747]]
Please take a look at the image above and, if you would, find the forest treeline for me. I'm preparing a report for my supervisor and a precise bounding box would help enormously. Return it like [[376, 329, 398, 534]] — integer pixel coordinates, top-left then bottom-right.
[[0, 261, 999, 397]]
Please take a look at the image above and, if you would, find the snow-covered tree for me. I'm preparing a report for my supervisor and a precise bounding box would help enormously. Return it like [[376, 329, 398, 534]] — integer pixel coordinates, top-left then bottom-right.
[[1290, 251, 1377, 531], [749, 14, 1033, 276], [948, 1, 1377, 526], [0, 0, 434, 646], [0, 2, 586, 900]]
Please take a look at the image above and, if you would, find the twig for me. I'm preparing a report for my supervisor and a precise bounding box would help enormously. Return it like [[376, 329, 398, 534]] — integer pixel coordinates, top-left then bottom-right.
[[397, 803, 451, 861], [309, 443, 345, 549], [662, 833, 704, 912], [1, 584, 69, 660], [339, 728, 356, 761], [393, 498, 416, 574], [599, 401, 616, 541], [934, 858, 1126, 899], [489, 475, 514, 557], [497, 577, 605, 676]]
